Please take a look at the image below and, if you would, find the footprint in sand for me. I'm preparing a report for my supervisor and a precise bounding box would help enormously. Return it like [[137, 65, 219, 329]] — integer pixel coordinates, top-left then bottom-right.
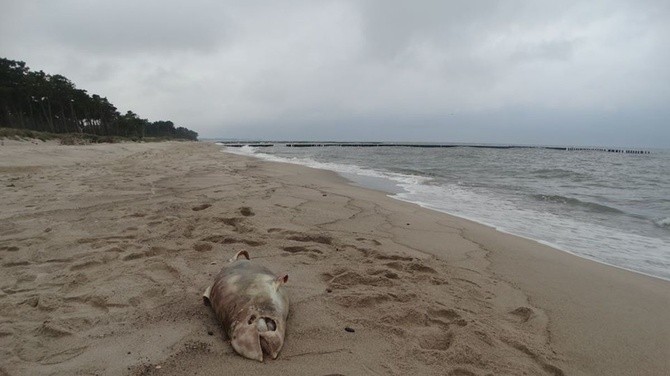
[[269, 228, 333, 245], [508, 306, 534, 323], [356, 237, 382, 246], [239, 207, 254, 216], [3, 260, 30, 267], [428, 308, 462, 320], [287, 233, 332, 245], [366, 268, 400, 280], [333, 292, 405, 308], [144, 261, 180, 284], [382, 260, 437, 275], [216, 217, 253, 233], [428, 308, 468, 327], [502, 339, 566, 376], [282, 246, 323, 259], [16, 273, 37, 284], [121, 246, 174, 261], [193, 243, 213, 252], [122, 252, 145, 261], [30, 294, 62, 312], [17, 341, 88, 364], [418, 330, 454, 351], [375, 255, 449, 285], [69, 260, 102, 271], [323, 270, 395, 290], [448, 369, 477, 376], [192, 203, 211, 211], [105, 245, 127, 253], [201, 235, 264, 247], [375, 253, 413, 262], [217, 217, 242, 226], [182, 224, 195, 238], [37, 321, 73, 338], [63, 295, 115, 313], [407, 262, 437, 274]]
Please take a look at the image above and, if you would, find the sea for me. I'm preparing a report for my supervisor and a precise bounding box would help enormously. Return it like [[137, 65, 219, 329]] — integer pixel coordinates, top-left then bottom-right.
[[220, 142, 670, 281]]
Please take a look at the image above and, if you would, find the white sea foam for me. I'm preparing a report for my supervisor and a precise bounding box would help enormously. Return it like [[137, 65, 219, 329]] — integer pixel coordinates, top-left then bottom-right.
[[393, 182, 670, 280], [655, 217, 670, 228], [225, 145, 429, 187]]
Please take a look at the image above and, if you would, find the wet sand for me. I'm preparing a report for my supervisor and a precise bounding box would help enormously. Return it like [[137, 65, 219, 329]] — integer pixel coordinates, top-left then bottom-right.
[[0, 140, 668, 375]]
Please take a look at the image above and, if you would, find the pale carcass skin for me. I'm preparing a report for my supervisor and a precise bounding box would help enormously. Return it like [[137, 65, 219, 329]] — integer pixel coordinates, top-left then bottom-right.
[[203, 251, 289, 361]]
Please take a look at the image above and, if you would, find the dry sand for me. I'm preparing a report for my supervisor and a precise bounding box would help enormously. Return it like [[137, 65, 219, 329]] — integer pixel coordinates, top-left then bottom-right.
[[0, 140, 668, 376]]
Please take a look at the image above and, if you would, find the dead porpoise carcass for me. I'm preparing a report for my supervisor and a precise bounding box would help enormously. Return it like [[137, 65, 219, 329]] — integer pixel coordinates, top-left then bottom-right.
[[203, 250, 289, 361]]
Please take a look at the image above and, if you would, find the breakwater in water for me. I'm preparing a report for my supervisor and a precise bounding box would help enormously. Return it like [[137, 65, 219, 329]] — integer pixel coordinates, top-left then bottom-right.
[[218, 142, 651, 154]]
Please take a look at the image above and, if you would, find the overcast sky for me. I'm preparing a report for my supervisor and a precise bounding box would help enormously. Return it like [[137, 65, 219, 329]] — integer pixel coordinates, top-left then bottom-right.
[[1, 0, 668, 147]]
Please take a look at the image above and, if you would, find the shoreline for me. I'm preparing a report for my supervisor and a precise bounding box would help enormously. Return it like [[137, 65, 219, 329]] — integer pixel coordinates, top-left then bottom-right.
[[397, 196, 670, 283], [1, 141, 668, 375], [387, 189, 670, 283], [224, 145, 670, 283]]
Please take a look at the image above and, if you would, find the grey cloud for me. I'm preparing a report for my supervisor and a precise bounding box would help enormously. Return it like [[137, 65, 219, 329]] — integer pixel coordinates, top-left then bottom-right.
[[510, 39, 577, 62], [2, 0, 228, 55], [1, 0, 669, 147]]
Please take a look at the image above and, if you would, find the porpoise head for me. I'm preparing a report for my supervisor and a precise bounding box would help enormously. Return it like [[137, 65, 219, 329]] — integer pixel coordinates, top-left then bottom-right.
[[229, 274, 289, 361]]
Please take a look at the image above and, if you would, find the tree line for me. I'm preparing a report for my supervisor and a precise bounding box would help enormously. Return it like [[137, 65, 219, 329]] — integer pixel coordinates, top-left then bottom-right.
[[0, 58, 198, 141]]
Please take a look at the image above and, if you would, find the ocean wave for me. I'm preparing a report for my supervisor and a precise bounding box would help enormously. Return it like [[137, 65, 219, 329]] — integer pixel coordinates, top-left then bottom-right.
[[654, 217, 670, 229], [531, 168, 590, 181], [532, 194, 625, 214]]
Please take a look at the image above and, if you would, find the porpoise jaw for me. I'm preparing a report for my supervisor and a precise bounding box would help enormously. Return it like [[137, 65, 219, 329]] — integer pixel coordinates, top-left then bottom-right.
[[230, 319, 263, 361], [203, 250, 289, 361], [229, 314, 285, 361]]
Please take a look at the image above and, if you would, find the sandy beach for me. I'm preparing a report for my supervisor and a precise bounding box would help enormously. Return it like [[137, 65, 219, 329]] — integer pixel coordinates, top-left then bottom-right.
[[0, 140, 668, 376]]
